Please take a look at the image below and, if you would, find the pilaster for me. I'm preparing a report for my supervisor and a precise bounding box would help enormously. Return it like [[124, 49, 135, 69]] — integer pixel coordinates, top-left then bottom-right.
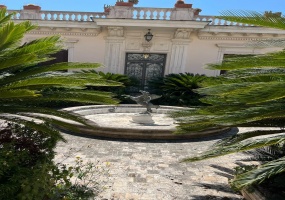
[[104, 27, 125, 74], [167, 29, 192, 74], [64, 39, 79, 62]]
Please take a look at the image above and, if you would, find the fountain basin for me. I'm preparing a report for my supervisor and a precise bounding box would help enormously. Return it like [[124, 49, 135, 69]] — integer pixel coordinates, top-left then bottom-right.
[[62, 104, 230, 140]]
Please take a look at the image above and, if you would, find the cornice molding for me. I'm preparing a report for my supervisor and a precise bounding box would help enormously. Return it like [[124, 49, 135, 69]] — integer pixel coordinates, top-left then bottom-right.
[[28, 30, 100, 36], [95, 18, 209, 29], [198, 32, 285, 41], [171, 38, 192, 44], [198, 26, 285, 41]]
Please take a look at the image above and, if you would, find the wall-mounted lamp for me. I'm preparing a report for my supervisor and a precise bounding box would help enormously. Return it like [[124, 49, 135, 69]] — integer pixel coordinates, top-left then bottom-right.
[[144, 29, 153, 42]]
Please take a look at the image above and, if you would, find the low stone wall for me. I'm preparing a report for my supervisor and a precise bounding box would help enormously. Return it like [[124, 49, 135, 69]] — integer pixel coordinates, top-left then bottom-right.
[[61, 104, 230, 140]]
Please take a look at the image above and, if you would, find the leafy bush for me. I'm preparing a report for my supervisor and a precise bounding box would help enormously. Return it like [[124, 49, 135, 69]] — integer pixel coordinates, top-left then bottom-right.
[[0, 122, 62, 200], [52, 157, 110, 200], [148, 73, 207, 106], [81, 70, 140, 103], [0, 123, 110, 200]]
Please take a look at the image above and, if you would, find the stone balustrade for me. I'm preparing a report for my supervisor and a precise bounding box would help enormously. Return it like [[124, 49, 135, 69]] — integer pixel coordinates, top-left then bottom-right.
[[194, 15, 252, 26], [7, 7, 250, 26], [132, 7, 172, 20], [8, 9, 107, 21]]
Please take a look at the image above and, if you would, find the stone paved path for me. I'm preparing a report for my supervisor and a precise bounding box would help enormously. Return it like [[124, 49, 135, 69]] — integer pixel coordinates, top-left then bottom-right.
[[54, 128, 257, 200]]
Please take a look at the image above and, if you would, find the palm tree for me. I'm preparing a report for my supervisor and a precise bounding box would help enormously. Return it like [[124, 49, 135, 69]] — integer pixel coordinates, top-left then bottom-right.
[[0, 8, 120, 133], [172, 11, 285, 190], [0, 8, 123, 198]]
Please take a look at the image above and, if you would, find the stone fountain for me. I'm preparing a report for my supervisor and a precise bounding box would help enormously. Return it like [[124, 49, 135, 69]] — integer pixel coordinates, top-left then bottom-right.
[[60, 91, 230, 140]]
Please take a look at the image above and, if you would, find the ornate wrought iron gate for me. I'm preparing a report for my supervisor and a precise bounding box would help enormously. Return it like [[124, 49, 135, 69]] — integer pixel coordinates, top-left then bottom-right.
[[125, 53, 166, 91]]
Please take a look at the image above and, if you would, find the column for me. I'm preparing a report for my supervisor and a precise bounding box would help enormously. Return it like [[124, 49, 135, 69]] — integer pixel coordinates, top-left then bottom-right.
[[167, 29, 192, 74], [104, 27, 125, 74], [65, 39, 79, 62]]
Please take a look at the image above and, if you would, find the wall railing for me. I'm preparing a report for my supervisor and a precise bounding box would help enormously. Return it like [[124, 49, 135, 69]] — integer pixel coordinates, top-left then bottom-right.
[[8, 8, 251, 26]]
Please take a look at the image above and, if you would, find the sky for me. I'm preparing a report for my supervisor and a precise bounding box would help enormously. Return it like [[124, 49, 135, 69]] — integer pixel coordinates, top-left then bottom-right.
[[1, 0, 284, 16]]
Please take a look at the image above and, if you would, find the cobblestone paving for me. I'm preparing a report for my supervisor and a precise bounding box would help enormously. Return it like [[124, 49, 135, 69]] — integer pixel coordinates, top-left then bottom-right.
[[54, 128, 257, 200]]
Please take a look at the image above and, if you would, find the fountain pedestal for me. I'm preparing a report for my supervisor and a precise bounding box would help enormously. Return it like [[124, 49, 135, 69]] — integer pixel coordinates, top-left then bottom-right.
[[131, 113, 154, 125]]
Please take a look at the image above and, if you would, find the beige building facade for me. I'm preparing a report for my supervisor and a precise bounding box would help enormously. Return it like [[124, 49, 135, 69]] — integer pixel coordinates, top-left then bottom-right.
[[6, 1, 285, 85]]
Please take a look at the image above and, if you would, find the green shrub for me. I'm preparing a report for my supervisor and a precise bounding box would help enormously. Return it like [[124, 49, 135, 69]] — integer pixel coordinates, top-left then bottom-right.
[[0, 122, 62, 200], [148, 73, 207, 106], [82, 70, 140, 103], [0, 123, 110, 200]]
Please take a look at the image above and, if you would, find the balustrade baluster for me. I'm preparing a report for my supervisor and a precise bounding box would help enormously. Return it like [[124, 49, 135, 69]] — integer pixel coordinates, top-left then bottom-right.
[[156, 9, 160, 19], [143, 10, 147, 19], [9, 7, 247, 26], [50, 13, 54, 20], [149, 10, 154, 19], [62, 13, 66, 21], [136, 9, 141, 19], [56, 13, 60, 20], [44, 13, 48, 20]]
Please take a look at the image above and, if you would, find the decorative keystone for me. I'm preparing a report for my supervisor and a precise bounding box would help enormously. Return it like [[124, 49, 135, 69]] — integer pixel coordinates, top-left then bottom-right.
[[174, 0, 192, 8], [23, 4, 41, 10]]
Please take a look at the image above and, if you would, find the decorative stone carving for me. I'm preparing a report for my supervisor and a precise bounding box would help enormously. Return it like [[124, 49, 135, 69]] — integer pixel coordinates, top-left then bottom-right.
[[108, 27, 124, 37], [174, 28, 192, 39]]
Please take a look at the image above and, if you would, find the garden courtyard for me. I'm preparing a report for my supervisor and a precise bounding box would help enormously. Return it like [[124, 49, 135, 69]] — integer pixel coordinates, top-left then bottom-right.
[[54, 127, 262, 200]]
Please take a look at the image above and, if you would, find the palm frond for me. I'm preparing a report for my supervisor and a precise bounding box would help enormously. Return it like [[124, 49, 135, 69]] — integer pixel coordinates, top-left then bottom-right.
[[216, 129, 285, 147], [0, 9, 15, 27], [0, 89, 40, 98], [182, 134, 285, 162], [207, 50, 285, 70], [218, 10, 285, 30], [0, 62, 102, 85], [230, 156, 285, 190]]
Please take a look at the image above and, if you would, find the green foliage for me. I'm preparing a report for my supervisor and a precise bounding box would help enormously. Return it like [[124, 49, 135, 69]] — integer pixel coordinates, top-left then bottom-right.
[[0, 8, 115, 199], [50, 157, 110, 200], [0, 122, 62, 200], [0, 8, 119, 127], [148, 73, 207, 106], [80, 70, 140, 103], [0, 123, 110, 199], [176, 11, 285, 191], [246, 143, 285, 162]]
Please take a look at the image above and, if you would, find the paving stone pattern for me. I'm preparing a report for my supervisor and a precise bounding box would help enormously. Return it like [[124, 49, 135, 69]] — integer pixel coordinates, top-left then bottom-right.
[[54, 128, 257, 200]]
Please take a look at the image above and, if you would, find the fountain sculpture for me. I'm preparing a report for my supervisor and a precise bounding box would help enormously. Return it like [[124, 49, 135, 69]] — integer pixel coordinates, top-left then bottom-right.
[[124, 90, 161, 125]]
